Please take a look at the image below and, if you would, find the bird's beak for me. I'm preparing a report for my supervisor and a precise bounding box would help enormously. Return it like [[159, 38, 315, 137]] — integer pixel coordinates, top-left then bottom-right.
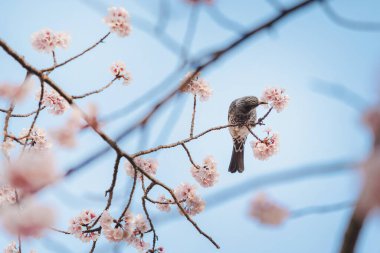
[[259, 101, 268, 105]]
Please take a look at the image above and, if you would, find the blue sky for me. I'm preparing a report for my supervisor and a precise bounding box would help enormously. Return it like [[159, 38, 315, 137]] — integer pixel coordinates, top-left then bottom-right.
[[1, 0, 380, 252]]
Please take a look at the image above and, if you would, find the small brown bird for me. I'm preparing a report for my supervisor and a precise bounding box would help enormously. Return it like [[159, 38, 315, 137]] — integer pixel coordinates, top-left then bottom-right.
[[228, 96, 266, 173]]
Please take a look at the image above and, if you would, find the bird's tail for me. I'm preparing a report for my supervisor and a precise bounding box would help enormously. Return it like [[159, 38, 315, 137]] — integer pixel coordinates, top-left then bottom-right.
[[228, 141, 245, 173]]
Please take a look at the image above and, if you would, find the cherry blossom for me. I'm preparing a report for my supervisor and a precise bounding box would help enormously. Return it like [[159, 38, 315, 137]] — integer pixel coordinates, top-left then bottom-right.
[[100, 210, 130, 242], [156, 194, 171, 212], [31, 29, 70, 53], [50, 109, 81, 148], [174, 183, 205, 216], [0, 75, 33, 102], [125, 157, 158, 181], [249, 193, 289, 226], [250, 129, 279, 160], [104, 7, 132, 37], [191, 155, 219, 187], [5, 151, 59, 194], [157, 247, 165, 253], [68, 209, 100, 243], [180, 72, 212, 101], [110, 61, 132, 85], [1, 200, 55, 237], [1, 139, 15, 155], [54, 32, 71, 49], [0, 185, 16, 207], [4, 241, 18, 253], [261, 87, 289, 112], [37, 89, 68, 115], [19, 126, 51, 150]]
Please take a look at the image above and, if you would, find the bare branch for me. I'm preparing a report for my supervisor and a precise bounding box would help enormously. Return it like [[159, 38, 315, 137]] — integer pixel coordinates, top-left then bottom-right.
[[41, 32, 111, 72], [190, 94, 197, 137], [72, 77, 118, 99]]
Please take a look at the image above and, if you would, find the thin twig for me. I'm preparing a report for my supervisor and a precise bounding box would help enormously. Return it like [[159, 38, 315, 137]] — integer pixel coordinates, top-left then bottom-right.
[[181, 143, 199, 169], [118, 167, 138, 223], [41, 32, 111, 72], [0, 107, 46, 118], [142, 183, 158, 251], [72, 77, 118, 99], [89, 240, 97, 253], [190, 94, 197, 138]]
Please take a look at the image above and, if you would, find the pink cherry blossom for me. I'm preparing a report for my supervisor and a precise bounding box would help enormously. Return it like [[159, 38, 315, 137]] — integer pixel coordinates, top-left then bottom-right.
[[261, 87, 289, 112], [174, 183, 205, 216], [191, 155, 219, 187], [19, 126, 51, 150], [68, 209, 100, 243], [4, 241, 18, 253], [103, 227, 125, 242], [1, 139, 15, 155], [54, 32, 71, 49], [157, 246, 165, 253], [1, 200, 55, 237], [249, 193, 289, 226], [99, 210, 113, 229], [0, 185, 16, 207], [156, 194, 171, 212], [37, 89, 68, 115], [125, 157, 158, 181], [181, 72, 212, 101], [31, 29, 70, 53], [104, 7, 132, 37], [50, 109, 82, 148], [250, 129, 279, 160], [110, 61, 132, 85], [5, 151, 59, 194], [0, 75, 33, 102]]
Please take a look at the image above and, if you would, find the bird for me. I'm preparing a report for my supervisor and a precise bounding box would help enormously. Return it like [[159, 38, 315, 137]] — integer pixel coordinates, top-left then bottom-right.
[[228, 96, 267, 173]]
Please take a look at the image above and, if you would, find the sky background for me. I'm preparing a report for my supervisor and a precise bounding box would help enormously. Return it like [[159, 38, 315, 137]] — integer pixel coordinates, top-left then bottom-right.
[[1, 0, 380, 252]]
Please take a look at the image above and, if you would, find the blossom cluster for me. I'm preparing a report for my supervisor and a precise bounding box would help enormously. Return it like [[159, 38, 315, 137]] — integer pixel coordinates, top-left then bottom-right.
[[31, 29, 70, 53], [125, 157, 158, 181], [249, 193, 289, 226], [4, 151, 59, 195], [68, 209, 100, 243], [191, 155, 219, 187], [0, 185, 16, 207], [110, 61, 132, 85], [251, 128, 279, 160], [0, 79, 33, 102], [50, 110, 81, 148], [174, 183, 205, 216], [3, 241, 37, 253], [99, 210, 153, 252], [261, 87, 290, 112], [180, 72, 212, 101], [19, 126, 51, 150], [1, 200, 55, 237], [37, 89, 69, 115], [104, 7, 132, 37], [156, 194, 172, 212]]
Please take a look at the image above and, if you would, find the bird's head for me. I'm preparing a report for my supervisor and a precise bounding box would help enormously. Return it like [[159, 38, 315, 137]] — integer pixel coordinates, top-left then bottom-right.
[[237, 96, 267, 113]]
